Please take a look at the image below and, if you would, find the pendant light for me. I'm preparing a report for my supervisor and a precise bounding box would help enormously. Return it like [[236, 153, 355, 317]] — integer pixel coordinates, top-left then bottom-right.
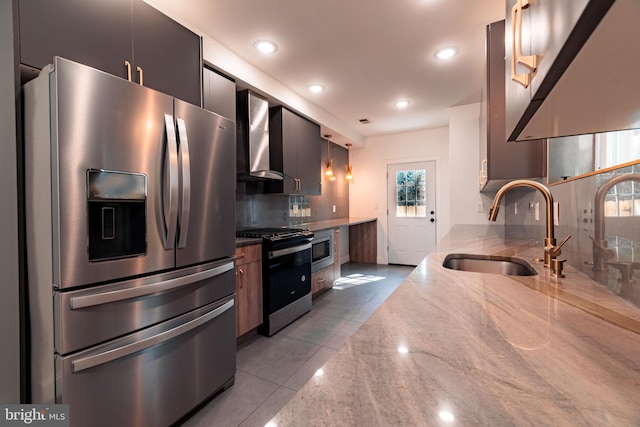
[[345, 143, 354, 183], [324, 135, 335, 181]]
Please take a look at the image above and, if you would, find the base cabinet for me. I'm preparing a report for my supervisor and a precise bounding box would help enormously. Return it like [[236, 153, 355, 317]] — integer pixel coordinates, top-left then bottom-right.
[[311, 265, 334, 298], [235, 244, 262, 337]]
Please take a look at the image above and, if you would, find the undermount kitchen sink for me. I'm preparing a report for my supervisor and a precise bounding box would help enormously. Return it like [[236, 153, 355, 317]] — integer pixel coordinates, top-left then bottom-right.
[[442, 254, 538, 276]]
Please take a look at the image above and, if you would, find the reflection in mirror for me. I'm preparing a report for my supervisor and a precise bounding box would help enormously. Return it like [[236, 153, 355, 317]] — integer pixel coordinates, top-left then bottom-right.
[[592, 173, 640, 272], [589, 168, 640, 306], [548, 129, 640, 184]]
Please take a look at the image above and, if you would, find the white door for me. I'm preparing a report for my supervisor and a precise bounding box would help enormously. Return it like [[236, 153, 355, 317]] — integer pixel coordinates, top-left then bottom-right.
[[387, 161, 437, 265]]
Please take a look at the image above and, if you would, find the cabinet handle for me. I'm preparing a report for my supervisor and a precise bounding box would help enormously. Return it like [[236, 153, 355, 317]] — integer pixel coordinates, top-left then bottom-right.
[[480, 159, 487, 179], [317, 278, 326, 283], [511, 0, 538, 88], [124, 61, 132, 82], [137, 66, 144, 86], [238, 268, 244, 275]]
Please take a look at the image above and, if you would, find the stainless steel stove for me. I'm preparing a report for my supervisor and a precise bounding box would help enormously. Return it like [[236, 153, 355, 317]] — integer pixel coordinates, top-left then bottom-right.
[[236, 227, 314, 335]]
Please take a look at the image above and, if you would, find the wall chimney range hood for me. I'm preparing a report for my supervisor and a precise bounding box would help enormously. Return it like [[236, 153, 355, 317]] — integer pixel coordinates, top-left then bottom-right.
[[236, 90, 283, 180]]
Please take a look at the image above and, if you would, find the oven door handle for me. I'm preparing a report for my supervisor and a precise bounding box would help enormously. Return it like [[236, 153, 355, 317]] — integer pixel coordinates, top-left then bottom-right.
[[269, 242, 312, 259], [71, 298, 234, 373], [69, 261, 234, 309]]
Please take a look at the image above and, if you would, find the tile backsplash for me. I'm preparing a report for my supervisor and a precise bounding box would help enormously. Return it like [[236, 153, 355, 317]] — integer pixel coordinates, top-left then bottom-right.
[[236, 142, 349, 228], [504, 162, 640, 308]]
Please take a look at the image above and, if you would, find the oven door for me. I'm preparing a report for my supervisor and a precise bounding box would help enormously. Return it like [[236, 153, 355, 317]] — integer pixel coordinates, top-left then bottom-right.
[[265, 242, 312, 314]]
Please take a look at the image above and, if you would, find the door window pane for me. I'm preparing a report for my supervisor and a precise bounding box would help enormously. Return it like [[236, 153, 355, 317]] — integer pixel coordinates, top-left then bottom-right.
[[395, 169, 426, 217]]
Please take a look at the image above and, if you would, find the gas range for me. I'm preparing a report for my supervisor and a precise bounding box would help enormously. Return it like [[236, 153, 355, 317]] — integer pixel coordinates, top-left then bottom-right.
[[236, 227, 313, 244], [235, 227, 313, 336]]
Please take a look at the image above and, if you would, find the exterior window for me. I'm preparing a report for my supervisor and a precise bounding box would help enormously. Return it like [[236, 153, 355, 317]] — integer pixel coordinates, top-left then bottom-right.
[[395, 169, 426, 217]]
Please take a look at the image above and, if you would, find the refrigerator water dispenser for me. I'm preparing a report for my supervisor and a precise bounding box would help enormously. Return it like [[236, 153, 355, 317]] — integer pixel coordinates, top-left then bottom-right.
[[87, 170, 147, 261]]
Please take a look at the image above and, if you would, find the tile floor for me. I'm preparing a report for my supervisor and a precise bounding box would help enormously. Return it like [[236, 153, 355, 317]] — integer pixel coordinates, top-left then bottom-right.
[[181, 262, 413, 427]]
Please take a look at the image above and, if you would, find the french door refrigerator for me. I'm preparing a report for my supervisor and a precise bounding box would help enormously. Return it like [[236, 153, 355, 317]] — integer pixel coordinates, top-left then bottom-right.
[[23, 57, 236, 426]]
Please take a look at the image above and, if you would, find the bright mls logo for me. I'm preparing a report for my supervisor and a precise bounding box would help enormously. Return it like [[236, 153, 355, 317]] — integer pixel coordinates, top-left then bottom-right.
[[0, 405, 69, 427]]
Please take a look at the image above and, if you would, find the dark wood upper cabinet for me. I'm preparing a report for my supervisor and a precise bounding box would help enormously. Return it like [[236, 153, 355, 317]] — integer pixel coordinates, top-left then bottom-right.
[[480, 20, 545, 192], [202, 67, 236, 121], [504, 0, 632, 142], [266, 107, 321, 195], [19, 0, 132, 79], [19, 0, 201, 105], [132, 0, 201, 105]]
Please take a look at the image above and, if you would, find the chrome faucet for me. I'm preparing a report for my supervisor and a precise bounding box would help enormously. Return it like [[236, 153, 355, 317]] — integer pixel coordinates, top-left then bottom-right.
[[592, 173, 640, 271], [489, 180, 570, 277]]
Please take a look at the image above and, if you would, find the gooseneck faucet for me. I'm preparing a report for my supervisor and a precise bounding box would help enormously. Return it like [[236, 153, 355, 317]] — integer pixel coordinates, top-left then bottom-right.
[[489, 180, 570, 277], [592, 173, 640, 271]]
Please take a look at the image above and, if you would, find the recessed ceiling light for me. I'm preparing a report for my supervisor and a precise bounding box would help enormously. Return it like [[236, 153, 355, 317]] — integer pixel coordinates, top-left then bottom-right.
[[395, 100, 410, 109], [434, 47, 458, 60], [309, 84, 325, 93], [254, 40, 277, 54]]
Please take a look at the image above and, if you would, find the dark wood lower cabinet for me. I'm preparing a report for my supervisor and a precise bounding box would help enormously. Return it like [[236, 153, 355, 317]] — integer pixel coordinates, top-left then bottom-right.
[[311, 265, 334, 298], [349, 222, 377, 263]]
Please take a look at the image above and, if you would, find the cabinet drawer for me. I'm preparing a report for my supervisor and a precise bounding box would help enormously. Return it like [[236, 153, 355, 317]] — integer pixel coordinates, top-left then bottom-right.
[[311, 265, 334, 297], [57, 296, 235, 426], [235, 244, 262, 265]]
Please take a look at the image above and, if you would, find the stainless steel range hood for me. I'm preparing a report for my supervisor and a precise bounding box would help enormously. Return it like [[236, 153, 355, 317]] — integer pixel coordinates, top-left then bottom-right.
[[236, 90, 283, 180]]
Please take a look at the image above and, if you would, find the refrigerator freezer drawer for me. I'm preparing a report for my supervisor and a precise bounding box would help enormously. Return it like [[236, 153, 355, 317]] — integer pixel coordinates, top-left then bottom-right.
[[56, 296, 236, 427], [54, 259, 235, 354]]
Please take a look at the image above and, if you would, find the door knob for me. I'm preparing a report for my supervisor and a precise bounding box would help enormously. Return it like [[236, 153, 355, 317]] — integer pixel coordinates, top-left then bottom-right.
[[430, 218, 435, 223]]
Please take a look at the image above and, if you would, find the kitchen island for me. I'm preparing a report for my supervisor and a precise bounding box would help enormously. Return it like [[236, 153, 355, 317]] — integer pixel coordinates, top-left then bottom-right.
[[269, 225, 640, 426]]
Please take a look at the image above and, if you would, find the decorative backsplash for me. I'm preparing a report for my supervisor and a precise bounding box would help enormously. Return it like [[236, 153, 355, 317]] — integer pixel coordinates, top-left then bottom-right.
[[504, 162, 640, 307], [236, 142, 349, 228]]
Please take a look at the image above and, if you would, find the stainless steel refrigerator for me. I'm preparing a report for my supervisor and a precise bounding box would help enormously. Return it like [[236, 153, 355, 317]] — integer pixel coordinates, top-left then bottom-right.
[[23, 57, 236, 426]]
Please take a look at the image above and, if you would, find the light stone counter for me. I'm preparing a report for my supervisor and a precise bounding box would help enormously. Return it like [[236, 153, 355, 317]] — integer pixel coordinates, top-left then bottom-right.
[[270, 225, 640, 426], [298, 217, 376, 232]]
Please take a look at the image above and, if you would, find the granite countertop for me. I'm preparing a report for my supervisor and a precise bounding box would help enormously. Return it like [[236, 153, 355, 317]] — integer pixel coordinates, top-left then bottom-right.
[[235, 237, 262, 247], [234, 218, 376, 246], [299, 217, 376, 232], [270, 225, 640, 426]]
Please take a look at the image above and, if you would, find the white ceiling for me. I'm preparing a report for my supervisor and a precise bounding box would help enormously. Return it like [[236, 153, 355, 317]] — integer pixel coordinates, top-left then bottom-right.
[[146, 0, 505, 143]]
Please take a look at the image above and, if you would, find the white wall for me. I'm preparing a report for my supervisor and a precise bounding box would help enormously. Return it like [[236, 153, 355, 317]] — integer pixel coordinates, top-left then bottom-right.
[[348, 127, 450, 264], [448, 103, 495, 225], [144, 0, 363, 148], [349, 103, 499, 264]]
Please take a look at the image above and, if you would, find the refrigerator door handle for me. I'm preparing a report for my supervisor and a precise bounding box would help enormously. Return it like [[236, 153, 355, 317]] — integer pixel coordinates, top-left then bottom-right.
[[163, 114, 179, 249], [176, 117, 191, 249], [71, 298, 234, 373], [69, 261, 234, 309]]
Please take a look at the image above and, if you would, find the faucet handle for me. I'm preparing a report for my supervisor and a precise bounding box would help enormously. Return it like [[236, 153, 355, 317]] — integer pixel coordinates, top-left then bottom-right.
[[548, 234, 571, 258]]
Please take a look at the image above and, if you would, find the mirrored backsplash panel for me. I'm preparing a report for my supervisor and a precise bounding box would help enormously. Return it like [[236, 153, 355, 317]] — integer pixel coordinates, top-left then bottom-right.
[[505, 162, 640, 307], [547, 128, 640, 184]]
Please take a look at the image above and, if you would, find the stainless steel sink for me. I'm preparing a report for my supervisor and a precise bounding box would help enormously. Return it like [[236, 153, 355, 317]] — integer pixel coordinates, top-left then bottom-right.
[[442, 253, 538, 276]]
